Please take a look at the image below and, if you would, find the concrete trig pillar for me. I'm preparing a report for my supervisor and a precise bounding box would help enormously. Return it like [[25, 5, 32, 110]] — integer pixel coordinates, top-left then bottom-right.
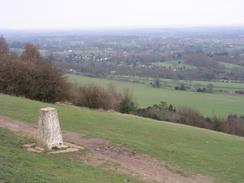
[[37, 107, 64, 150]]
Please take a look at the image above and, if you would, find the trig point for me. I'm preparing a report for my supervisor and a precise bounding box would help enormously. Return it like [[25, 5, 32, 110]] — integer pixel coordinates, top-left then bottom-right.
[[37, 107, 64, 150], [24, 107, 83, 153]]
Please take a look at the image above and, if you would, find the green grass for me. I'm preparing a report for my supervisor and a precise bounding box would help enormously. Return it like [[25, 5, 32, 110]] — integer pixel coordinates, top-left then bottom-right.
[[1, 94, 244, 183], [0, 127, 143, 183], [153, 60, 197, 70], [219, 62, 244, 69], [111, 74, 244, 91], [67, 74, 244, 117]]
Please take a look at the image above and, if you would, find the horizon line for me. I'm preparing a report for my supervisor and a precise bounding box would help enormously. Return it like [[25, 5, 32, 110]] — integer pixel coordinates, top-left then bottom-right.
[[1, 24, 244, 32]]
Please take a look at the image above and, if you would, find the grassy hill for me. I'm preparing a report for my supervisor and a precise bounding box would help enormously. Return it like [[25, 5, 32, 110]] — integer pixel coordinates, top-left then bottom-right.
[[67, 74, 244, 117], [0, 94, 244, 183], [0, 128, 142, 183]]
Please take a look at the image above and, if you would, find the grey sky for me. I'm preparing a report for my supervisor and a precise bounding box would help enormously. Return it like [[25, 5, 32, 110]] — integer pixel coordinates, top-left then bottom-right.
[[0, 0, 244, 29]]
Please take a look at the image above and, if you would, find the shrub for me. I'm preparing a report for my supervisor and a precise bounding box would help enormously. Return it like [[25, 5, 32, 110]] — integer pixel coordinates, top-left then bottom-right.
[[119, 90, 137, 113], [175, 84, 187, 90], [70, 84, 122, 110], [197, 88, 206, 92], [25, 61, 70, 102], [235, 90, 244, 95], [177, 107, 212, 128], [223, 115, 244, 136]]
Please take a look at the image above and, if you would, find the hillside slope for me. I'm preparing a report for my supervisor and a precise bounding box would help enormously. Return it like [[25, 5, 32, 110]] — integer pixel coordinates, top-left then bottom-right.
[[0, 116, 213, 183], [0, 94, 244, 183], [0, 128, 143, 183]]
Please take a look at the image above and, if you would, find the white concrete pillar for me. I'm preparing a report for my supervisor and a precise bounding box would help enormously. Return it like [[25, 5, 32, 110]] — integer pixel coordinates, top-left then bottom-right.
[[37, 107, 64, 150]]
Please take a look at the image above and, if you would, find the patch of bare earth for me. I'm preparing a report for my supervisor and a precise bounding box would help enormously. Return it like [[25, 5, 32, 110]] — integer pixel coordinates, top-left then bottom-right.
[[0, 115, 215, 183]]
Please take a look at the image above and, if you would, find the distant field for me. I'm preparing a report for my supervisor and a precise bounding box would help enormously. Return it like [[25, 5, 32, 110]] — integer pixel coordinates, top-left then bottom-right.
[[153, 60, 244, 70], [0, 94, 244, 183], [110, 75, 244, 91], [67, 74, 244, 117], [153, 60, 197, 70], [10, 48, 48, 57], [219, 62, 244, 69], [0, 128, 142, 183]]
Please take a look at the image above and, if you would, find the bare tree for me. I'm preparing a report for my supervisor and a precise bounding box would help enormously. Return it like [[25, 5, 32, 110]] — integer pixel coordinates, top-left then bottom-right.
[[21, 43, 42, 63], [0, 36, 9, 57]]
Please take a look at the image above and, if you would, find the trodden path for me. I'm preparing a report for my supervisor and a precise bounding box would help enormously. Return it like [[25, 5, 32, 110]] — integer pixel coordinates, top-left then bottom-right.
[[0, 115, 215, 183]]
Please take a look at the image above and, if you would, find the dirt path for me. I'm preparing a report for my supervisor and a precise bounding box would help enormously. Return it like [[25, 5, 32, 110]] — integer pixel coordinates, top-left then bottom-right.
[[0, 115, 215, 183]]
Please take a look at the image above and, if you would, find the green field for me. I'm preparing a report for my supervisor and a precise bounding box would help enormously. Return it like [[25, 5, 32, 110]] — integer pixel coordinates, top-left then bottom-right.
[[108, 74, 244, 91], [153, 60, 244, 70], [153, 60, 197, 70], [67, 74, 244, 117], [1, 94, 244, 183], [219, 62, 244, 69], [0, 128, 142, 183]]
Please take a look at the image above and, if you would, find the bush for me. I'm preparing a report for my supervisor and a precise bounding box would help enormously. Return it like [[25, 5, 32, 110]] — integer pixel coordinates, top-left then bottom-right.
[[71, 85, 137, 112], [119, 90, 137, 113], [223, 115, 244, 136], [70, 84, 122, 110], [134, 102, 180, 122], [235, 90, 244, 95], [196, 88, 206, 92], [175, 84, 187, 90], [26, 61, 69, 102], [176, 107, 212, 128]]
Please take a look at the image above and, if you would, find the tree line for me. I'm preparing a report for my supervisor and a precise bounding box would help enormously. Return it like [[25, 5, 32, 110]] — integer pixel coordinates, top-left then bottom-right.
[[134, 102, 244, 137], [0, 37, 68, 102]]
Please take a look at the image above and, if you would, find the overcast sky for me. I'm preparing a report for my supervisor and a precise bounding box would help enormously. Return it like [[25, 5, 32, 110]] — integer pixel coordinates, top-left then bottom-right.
[[0, 0, 244, 29]]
